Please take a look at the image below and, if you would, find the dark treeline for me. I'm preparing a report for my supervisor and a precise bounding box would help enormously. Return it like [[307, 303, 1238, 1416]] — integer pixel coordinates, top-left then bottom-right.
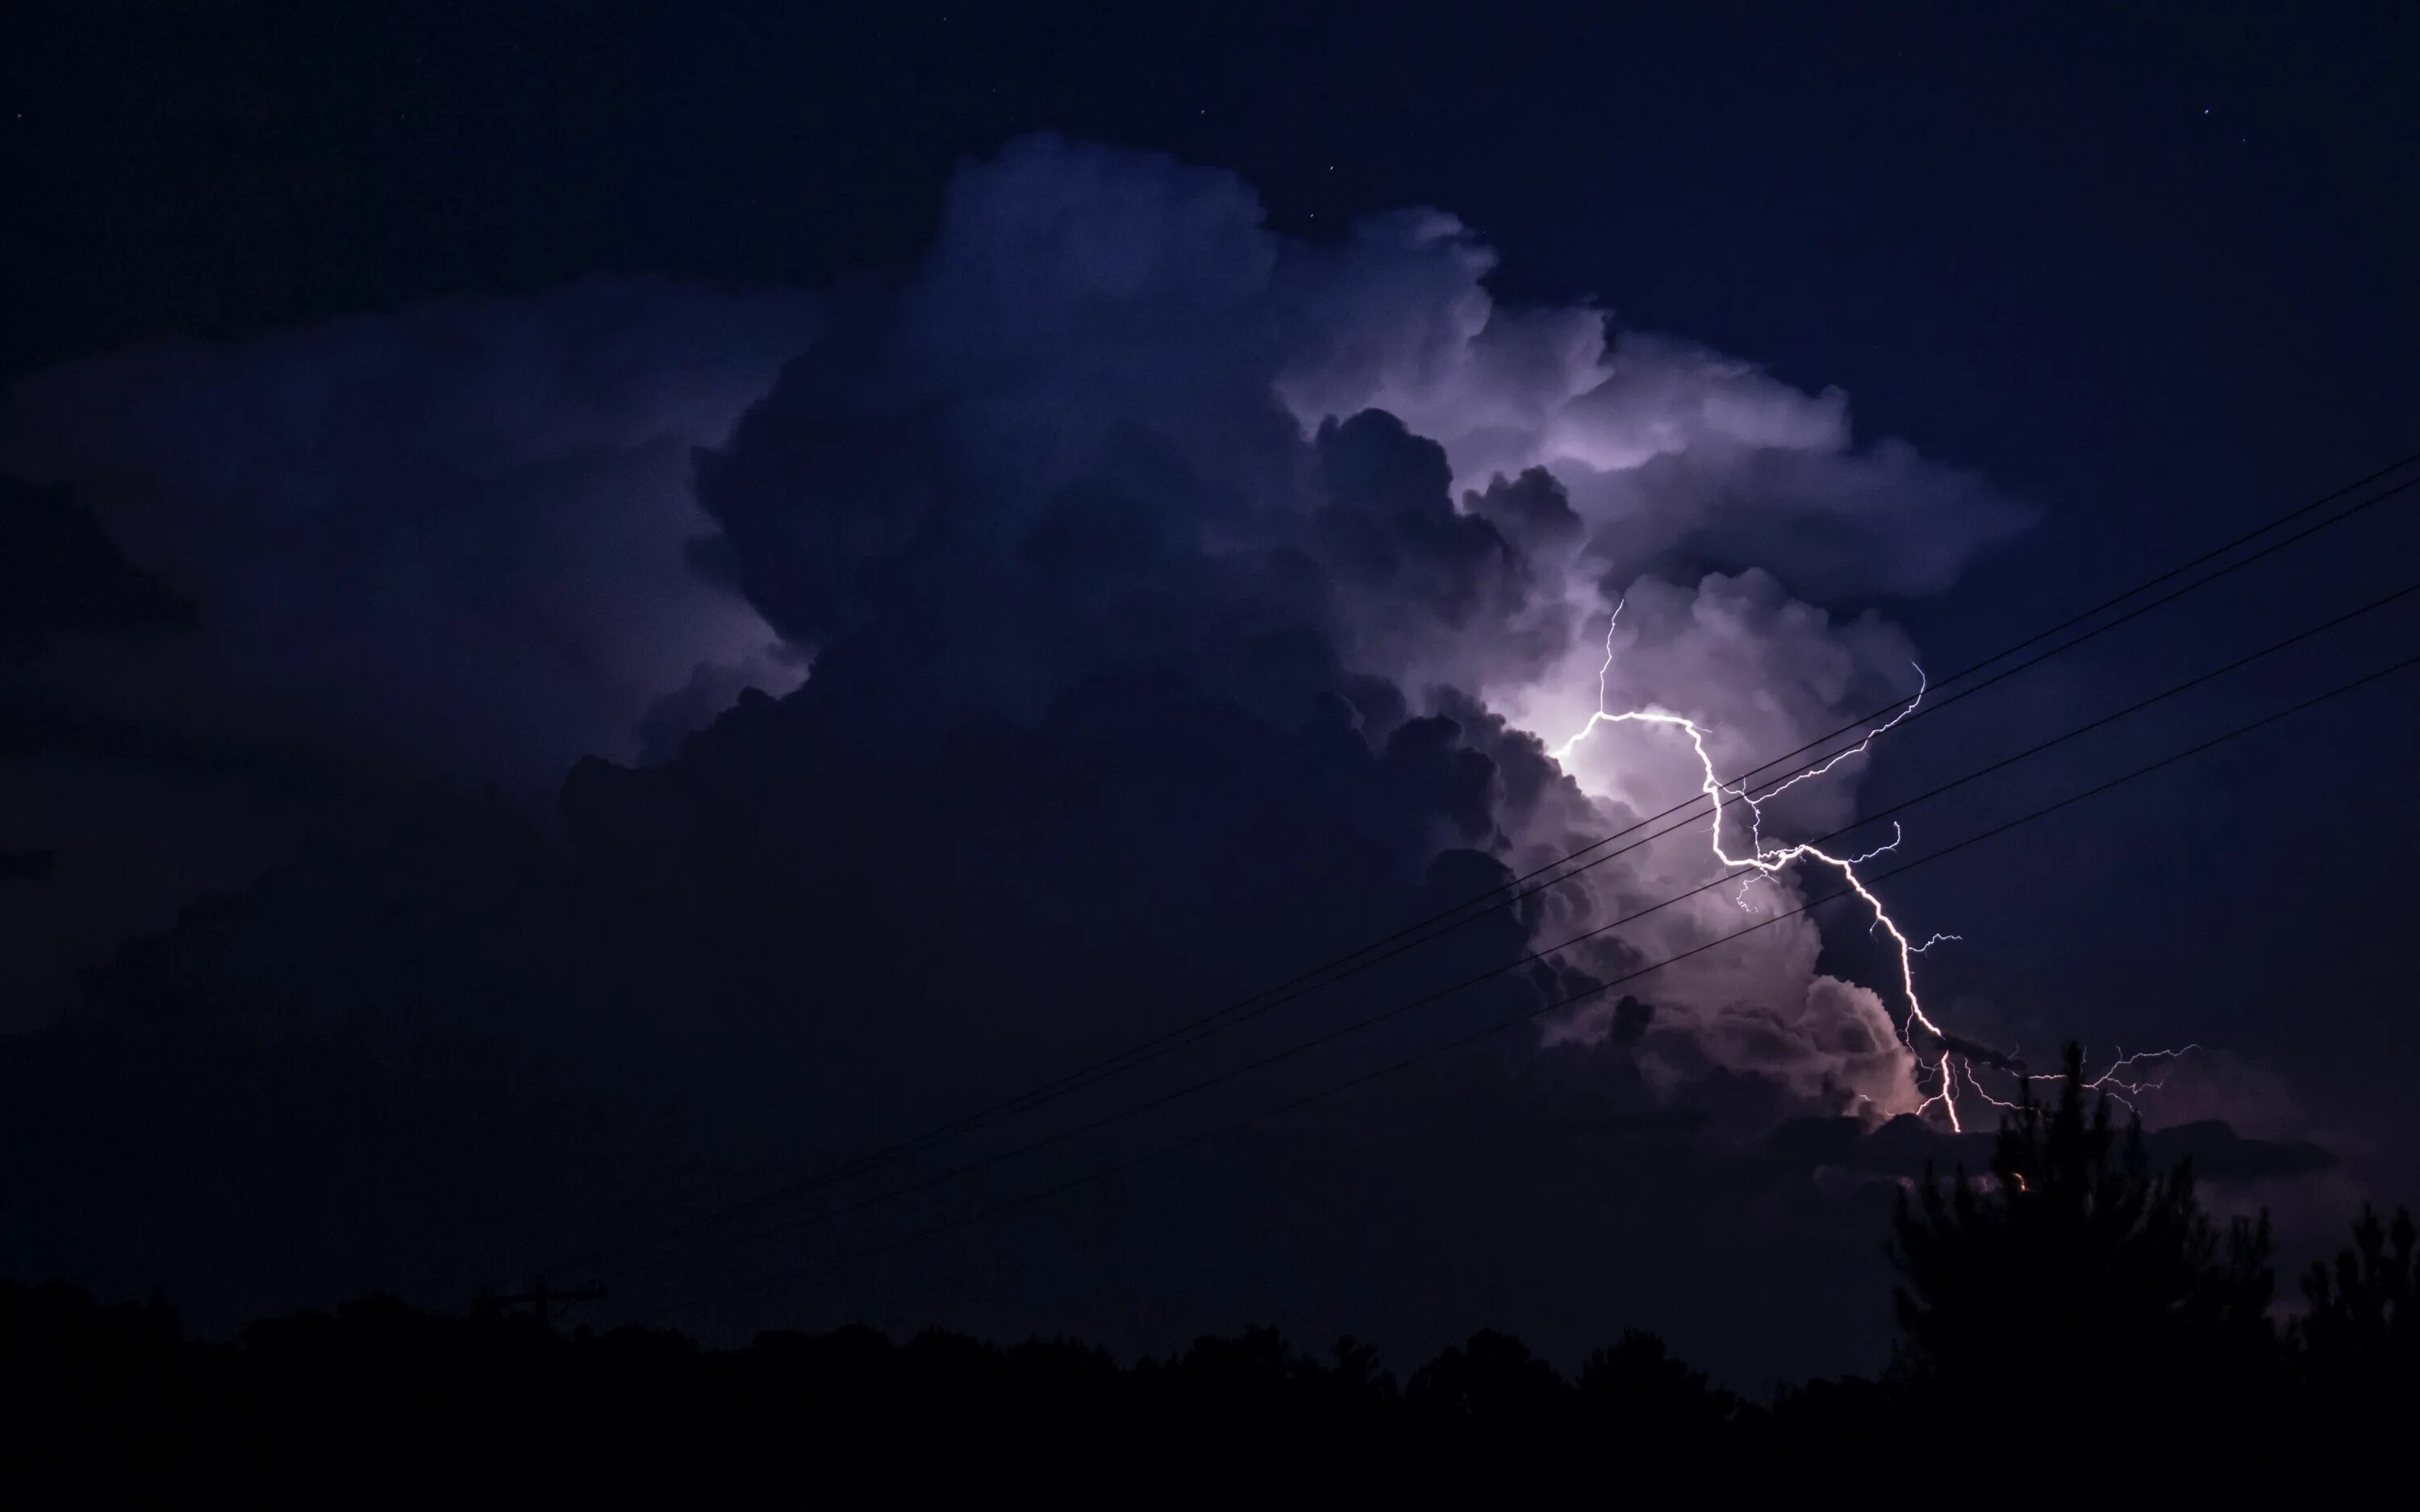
[[7, 1046, 2416, 1508]]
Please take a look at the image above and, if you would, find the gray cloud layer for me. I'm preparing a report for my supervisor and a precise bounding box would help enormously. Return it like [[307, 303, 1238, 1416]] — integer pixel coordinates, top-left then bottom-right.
[[2, 277, 816, 794]]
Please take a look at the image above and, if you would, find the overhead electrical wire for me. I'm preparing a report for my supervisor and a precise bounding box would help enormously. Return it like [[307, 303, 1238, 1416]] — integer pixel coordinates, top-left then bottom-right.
[[519, 446, 2420, 1288], [713, 643, 2420, 1306], [607, 577, 2420, 1294]]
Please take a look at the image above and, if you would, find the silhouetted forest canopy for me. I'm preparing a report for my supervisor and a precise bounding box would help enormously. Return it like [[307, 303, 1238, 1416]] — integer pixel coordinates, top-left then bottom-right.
[[6, 1048, 2412, 1507]]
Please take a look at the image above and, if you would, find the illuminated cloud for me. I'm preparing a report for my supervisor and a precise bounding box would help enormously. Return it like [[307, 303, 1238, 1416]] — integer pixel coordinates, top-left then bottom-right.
[[0, 277, 817, 794], [673, 135, 2013, 1115], [1279, 210, 2035, 600], [0, 136, 2059, 1339]]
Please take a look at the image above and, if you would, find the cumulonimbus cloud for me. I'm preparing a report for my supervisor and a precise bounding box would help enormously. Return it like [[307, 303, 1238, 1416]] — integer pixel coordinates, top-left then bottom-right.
[[1, 135, 2216, 1370], [3, 133, 2047, 1170], [667, 134, 2026, 1114]]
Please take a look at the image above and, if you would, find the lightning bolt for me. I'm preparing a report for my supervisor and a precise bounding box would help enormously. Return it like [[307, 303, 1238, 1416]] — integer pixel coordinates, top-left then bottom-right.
[[1550, 603, 2190, 1132], [1961, 1043, 2204, 1115]]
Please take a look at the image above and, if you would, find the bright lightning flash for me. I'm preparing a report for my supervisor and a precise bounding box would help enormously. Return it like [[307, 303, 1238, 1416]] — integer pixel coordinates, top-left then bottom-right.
[[1550, 603, 2188, 1132], [1961, 1043, 2204, 1117]]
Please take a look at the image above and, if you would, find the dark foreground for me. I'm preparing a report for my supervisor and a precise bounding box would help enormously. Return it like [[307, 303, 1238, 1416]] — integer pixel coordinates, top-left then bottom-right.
[[9, 1052, 2419, 1507]]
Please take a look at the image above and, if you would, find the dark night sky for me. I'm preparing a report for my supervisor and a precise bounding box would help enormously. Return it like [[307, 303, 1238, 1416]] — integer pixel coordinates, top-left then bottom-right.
[[2, 2, 2417, 1386]]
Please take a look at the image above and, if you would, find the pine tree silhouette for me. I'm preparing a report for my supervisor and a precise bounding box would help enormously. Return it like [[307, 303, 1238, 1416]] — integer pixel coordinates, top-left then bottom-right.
[[2293, 1199, 2420, 1489], [1887, 1042, 2274, 1457]]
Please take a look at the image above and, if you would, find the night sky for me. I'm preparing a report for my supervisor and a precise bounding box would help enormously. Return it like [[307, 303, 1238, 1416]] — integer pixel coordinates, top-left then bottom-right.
[[3, 2, 2417, 1387]]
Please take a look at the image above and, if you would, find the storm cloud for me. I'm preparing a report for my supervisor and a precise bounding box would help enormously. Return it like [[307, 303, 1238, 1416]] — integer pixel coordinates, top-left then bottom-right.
[[2, 136, 2097, 1377], [664, 135, 2013, 1114], [1, 277, 817, 793]]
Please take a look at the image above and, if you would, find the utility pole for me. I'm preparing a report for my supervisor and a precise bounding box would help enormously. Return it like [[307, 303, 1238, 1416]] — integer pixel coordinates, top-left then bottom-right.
[[471, 1277, 605, 1327]]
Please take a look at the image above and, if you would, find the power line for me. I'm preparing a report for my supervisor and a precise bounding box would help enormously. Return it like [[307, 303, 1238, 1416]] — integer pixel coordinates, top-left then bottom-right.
[[614, 580, 2420, 1293], [721, 643, 2420, 1304], [528, 448, 2420, 1283]]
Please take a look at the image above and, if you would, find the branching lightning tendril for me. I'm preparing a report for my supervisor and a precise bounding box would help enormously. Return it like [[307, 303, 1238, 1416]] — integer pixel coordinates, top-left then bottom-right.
[[1550, 602, 2190, 1131]]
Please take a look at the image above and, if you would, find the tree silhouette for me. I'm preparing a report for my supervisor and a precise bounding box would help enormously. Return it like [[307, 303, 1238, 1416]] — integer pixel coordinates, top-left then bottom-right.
[[2293, 1199, 2420, 1493], [1576, 1327, 1733, 1436], [32, 1049, 2419, 1508], [1574, 1330, 1733, 1503], [1887, 1042, 2274, 1452]]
